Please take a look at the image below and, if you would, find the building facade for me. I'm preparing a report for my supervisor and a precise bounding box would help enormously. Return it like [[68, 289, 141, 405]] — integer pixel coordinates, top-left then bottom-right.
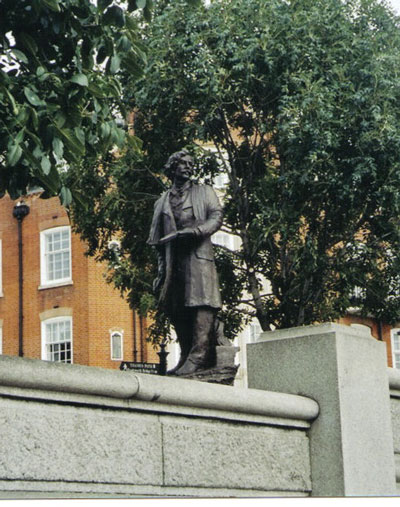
[[0, 193, 158, 369], [210, 227, 400, 387]]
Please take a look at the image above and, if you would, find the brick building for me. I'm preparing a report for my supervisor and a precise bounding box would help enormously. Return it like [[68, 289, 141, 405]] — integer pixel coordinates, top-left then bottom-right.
[[211, 227, 400, 387], [0, 192, 158, 369]]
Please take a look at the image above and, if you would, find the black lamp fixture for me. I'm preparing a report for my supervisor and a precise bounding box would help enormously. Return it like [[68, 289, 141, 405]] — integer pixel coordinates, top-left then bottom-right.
[[13, 200, 30, 222], [13, 200, 30, 357]]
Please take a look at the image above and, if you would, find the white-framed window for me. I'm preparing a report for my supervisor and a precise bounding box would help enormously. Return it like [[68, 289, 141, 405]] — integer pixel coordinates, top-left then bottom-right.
[[212, 230, 241, 251], [110, 331, 123, 361], [40, 226, 72, 287], [391, 328, 400, 369], [212, 231, 232, 249], [249, 322, 262, 343], [213, 172, 229, 189], [351, 286, 366, 301], [41, 316, 73, 363]]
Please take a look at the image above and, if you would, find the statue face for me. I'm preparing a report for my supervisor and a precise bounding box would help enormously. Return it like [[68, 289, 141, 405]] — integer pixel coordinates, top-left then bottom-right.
[[174, 154, 194, 183]]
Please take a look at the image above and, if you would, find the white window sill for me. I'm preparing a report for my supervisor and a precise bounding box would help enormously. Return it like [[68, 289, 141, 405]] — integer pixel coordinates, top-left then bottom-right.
[[346, 306, 361, 314], [38, 280, 73, 290], [42, 359, 74, 365], [0, 292, 3, 298]]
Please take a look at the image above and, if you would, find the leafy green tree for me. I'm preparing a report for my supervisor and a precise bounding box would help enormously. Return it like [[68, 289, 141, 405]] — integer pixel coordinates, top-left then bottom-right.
[[71, 0, 400, 337], [0, 0, 151, 204]]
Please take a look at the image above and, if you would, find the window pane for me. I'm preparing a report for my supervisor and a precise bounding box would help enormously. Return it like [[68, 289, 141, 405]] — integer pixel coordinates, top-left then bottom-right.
[[43, 228, 71, 283], [62, 230, 69, 248], [62, 253, 70, 278], [44, 318, 72, 363], [46, 235, 53, 252], [249, 323, 261, 343], [111, 333, 122, 360]]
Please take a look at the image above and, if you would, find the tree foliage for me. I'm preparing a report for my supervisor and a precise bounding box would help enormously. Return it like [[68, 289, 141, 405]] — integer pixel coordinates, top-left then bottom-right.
[[0, 0, 150, 204], [71, 0, 400, 336]]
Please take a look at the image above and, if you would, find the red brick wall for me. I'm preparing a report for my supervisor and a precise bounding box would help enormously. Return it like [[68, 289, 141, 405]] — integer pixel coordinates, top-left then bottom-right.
[[0, 194, 157, 368], [0, 195, 19, 356]]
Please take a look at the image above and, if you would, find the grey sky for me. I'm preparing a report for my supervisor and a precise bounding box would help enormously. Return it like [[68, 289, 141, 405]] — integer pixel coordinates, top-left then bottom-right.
[[390, 0, 400, 12]]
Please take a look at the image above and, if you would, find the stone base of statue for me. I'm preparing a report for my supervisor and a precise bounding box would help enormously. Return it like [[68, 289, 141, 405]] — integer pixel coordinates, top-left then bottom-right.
[[179, 345, 240, 386]]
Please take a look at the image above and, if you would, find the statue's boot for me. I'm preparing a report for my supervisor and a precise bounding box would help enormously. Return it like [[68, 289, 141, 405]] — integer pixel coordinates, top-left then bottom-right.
[[175, 356, 203, 376], [175, 308, 215, 376], [166, 332, 191, 375]]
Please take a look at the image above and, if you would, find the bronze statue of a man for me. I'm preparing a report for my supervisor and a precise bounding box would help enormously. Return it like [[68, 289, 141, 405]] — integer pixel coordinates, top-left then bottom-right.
[[148, 150, 223, 376]]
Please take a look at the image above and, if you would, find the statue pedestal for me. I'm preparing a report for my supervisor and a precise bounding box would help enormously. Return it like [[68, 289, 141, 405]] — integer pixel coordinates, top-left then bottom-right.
[[179, 345, 240, 385]]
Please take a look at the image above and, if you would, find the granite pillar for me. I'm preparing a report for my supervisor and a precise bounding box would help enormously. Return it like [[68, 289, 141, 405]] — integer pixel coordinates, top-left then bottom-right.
[[247, 323, 397, 496]]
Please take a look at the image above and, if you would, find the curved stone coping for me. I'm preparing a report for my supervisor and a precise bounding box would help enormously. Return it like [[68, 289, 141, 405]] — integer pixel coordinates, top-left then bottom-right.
[[0, 355, 319, 422], [135, 373, 319, 421], [0, 355, 139, 399], [388, 367, 400, 392]]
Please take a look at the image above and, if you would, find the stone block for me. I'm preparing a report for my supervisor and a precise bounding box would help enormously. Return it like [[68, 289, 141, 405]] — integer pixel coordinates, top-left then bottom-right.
[[247, 323, 397, 496], [0, 397, 163, 486], [162, 417, 311, 493], [391, 397, 400, 453]]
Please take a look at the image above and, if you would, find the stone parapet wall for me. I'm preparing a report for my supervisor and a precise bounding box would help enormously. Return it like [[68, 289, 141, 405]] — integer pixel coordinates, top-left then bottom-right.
[[2, 323, 396, 498], [388, 367, 400, 494], [0, 355, 317, 499]]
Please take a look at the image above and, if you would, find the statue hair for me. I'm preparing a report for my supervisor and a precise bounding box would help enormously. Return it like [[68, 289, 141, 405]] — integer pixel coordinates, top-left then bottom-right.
[[163, 150, 194, 180]]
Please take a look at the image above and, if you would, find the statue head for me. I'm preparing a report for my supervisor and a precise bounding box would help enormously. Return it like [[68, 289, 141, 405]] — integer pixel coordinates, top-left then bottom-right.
[[164, 150, 194, 182]]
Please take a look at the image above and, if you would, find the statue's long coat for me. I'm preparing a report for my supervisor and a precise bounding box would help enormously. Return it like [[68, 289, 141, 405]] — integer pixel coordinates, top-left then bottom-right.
[[148, 183, 223, 310]]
